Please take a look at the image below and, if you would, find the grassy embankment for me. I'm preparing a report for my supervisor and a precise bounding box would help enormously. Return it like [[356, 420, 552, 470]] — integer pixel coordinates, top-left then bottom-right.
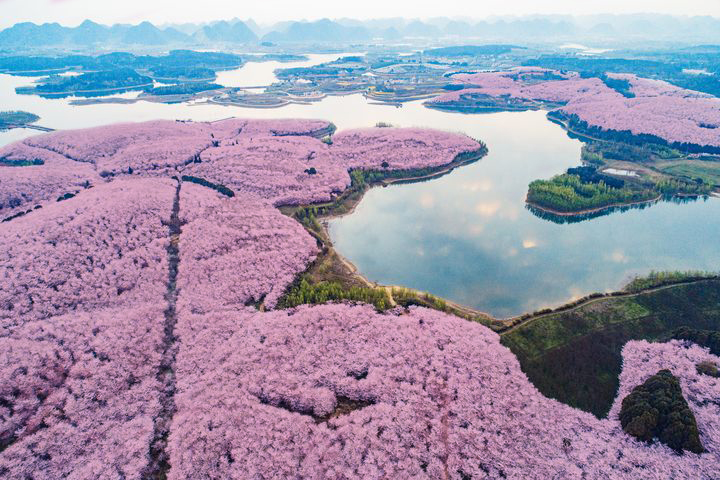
[[278, 146, 494, 324], [500, 272, 720, 418]]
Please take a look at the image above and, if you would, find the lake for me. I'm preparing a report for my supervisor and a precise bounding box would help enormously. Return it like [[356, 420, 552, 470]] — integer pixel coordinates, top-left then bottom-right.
[[2, 58, 719, 318]]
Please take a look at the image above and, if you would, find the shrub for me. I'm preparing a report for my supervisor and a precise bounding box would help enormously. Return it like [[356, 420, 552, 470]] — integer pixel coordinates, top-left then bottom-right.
[[696, 361, 719, 378]]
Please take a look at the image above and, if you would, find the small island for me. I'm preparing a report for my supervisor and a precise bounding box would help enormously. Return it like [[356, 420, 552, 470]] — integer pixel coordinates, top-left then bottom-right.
[[526, 165, 713, 218], [0, 110, 40, 130]]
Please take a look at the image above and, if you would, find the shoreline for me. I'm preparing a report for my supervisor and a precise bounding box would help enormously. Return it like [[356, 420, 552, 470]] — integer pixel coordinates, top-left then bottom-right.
[[0, 123, 54, 132], [280, 144, 718, 331], [277, 146, 498, 325], [525, 194, 663, 217]]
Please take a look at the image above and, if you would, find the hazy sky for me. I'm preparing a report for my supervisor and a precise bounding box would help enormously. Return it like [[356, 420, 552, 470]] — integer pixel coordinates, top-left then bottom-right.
[[1, 0, 719, 28]]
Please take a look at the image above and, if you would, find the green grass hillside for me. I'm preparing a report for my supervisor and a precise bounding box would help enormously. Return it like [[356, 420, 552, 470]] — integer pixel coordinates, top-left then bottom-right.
[[500, 280, 720, 418]]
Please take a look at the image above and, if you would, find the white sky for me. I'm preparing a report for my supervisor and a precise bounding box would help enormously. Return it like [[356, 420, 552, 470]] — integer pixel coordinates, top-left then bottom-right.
[[0, 0, 719, 28]]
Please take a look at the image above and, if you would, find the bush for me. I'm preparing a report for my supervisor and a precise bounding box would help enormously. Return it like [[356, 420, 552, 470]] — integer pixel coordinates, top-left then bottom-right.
[[619, 369, 704, 454], [696, 361, 719, 378]]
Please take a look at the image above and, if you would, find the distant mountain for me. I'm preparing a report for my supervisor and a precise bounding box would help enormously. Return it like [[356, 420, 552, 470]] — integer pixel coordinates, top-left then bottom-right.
[[2, 13, 720, 51], [262, 19, 370, 43], [0, 20, 190, 48], [122, 21, 178, 45], [195, 20, 258, 43], [70, 20, 108, 45], [443, 20, 476, 37], [0, 22, 69, 46], [403, 20, 441, 38]]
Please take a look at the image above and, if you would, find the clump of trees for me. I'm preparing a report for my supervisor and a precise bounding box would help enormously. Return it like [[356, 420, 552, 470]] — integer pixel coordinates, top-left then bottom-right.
[[180, 175, 234, 197], [566, 165, 625, 188], [619, 369, 704, 454], [0, 110, 40, 128], [655, 177, 712, 196], [0, 157, 43, 166], [696, 361, 719, 378], [392, 287, 448, 312], [278, 277, 390, 311]]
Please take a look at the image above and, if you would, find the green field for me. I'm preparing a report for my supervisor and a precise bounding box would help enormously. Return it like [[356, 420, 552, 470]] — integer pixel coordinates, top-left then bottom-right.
[[500, 280, 720, 418], [658, 160, 720, 187]]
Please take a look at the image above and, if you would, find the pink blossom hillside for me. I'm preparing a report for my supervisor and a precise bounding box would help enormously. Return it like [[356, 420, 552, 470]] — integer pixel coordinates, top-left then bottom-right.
[[429, 68, 720, 148], [176, 183, 318, 313], [0, 143, 99, 218], [0, 304, 166, 479], [0, 178, 173, 328], [331, 127, 483, 171], [209, 118, 334, 139], [22, 120, 215, 175], [169, 304, 719, 479], [188, 135, 349, 205], [609, 340, 720, 454], [561, 75, 720, 147], [185, 125, 482, 206], [1, 119, 482, 209]]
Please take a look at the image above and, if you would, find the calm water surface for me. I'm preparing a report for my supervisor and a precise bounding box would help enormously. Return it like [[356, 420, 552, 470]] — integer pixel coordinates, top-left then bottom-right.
[[1, 63, 719, 317]]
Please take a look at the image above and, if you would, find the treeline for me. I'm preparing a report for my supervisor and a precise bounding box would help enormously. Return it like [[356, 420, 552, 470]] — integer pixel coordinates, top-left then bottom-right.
[[581, 140, 682, 165], [0, 158, 43, 166], [0, 50, 243, 75], [392, 287, 448, 311], [147, 66, 216, 80], [16, 69, 226, 99], [625, 270, 719, 293], [655, 177, 713, 195], [180, 175, 234, 197], [278, 277, 390, 311], [423, 45, 520, 57], [672, 326, 720, 356], [549, 109, 720, 155], [144, 82, 222, 96]]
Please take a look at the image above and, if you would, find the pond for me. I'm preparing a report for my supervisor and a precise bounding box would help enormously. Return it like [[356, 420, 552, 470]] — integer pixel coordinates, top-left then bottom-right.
[[1, 63, 719, 318]]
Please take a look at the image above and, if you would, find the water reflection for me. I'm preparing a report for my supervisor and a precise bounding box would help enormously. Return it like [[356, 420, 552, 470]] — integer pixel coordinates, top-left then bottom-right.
[[526, 195, 708, 224], [215, 53, 347, 87], [326, 112, 720, 318]]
